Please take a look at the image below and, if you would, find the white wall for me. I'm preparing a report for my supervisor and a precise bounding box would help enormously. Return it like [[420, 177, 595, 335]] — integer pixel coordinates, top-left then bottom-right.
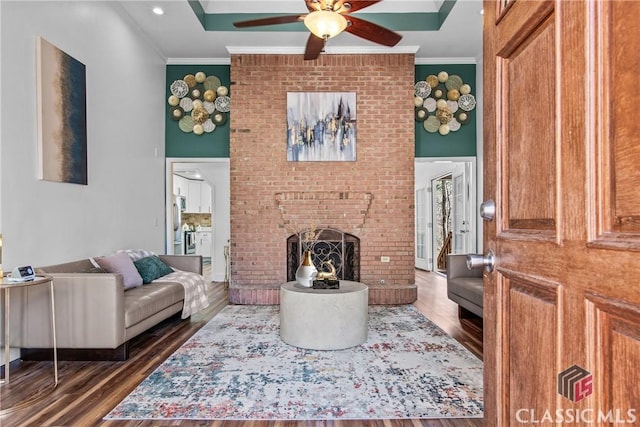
[[0, 1, 166, 269]]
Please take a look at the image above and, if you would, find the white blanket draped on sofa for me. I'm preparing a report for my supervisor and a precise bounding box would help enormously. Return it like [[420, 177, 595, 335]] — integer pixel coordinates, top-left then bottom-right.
[[153, 271, 210, 318]]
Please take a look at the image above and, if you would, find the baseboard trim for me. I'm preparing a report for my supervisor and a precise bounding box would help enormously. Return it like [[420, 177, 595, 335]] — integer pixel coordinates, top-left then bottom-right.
[[368, 283, 418, 305], [228, 283, 418, 305]]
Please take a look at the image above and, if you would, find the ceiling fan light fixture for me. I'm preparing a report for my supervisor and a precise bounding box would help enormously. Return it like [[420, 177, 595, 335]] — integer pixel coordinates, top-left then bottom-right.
[[304, 10, 348, 39]]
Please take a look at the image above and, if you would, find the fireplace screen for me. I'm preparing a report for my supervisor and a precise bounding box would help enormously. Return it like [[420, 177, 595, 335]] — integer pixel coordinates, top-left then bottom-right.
[[287, 228, 360, 282]]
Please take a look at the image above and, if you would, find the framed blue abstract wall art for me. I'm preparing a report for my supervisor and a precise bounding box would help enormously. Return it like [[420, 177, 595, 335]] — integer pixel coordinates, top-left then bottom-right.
[[287, 92, 356, 162], [36, 37, 87, 185]]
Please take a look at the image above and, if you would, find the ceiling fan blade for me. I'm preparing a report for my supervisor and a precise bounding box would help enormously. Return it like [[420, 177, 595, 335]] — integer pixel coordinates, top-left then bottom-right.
[[233, 15, 304, 28], [345, 16, 402, 47], [304, 34, 325, 60], [334, 1, 381, 14]]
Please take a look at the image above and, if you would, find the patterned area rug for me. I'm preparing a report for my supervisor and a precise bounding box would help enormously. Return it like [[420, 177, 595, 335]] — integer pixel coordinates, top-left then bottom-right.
[[105, 305, 483, 420]]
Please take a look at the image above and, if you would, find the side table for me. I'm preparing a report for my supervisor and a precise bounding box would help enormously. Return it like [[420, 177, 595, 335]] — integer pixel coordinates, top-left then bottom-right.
[[1, 275, 58, 414]]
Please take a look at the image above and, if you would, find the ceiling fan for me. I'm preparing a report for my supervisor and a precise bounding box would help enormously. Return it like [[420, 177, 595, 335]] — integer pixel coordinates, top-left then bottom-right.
[[232, 0, 402, 60]]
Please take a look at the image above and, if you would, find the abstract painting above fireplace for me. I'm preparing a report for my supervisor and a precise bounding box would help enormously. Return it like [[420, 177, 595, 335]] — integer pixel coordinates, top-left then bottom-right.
[[286, 92, 356, 162]]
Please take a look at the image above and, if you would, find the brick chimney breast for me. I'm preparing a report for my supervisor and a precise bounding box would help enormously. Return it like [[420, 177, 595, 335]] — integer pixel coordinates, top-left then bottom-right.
[[229, 54, 415, 297]]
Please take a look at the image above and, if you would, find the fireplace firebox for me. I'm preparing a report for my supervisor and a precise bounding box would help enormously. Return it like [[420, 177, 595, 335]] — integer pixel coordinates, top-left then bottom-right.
[[287, 228, 360, 282]]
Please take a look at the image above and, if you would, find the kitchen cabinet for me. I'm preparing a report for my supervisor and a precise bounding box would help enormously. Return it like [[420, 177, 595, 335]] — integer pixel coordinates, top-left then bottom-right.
[[173, 174, 188, 196], [196, 231, 212, 258], [185, 180, 212, 213], [187, 180, 201, 212], [200, 181, 212, 213]]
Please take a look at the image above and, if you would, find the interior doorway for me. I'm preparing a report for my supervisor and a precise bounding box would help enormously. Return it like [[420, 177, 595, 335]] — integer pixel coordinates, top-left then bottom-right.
[[165, 158, 230, 282], [415, 157, 478, 272]]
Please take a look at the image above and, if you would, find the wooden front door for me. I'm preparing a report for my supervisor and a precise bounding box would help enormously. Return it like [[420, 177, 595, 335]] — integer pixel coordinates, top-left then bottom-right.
[[483, 0, 640, 425]]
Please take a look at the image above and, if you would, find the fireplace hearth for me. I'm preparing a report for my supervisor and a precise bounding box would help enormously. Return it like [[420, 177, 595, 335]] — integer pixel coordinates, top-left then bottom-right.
[[287, 228, 360, 282]]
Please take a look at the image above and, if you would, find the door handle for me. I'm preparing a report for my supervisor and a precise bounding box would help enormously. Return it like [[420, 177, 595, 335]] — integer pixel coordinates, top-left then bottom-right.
[[467, 250, 495, 272], [480, 200, 496, 221]]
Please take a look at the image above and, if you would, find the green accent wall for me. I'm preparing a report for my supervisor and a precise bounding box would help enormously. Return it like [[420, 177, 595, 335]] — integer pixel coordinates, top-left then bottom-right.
[[414, 64, 477, 157], [165, 64, 230, 158], [165, 63, 476, 159]]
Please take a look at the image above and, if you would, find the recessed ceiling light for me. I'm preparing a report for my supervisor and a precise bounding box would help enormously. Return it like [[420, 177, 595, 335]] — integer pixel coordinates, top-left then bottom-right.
[[152, 7, 164, 15]]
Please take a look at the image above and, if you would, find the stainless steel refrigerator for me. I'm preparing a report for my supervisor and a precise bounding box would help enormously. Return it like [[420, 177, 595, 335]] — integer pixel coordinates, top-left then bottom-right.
[[173, 195, 186, 254]]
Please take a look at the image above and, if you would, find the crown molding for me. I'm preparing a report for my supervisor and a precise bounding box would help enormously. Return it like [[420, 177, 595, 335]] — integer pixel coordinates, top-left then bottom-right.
[[415, 57, 478, 65], [166, 58, 231, 65], [165, 52, 475, 65], [324, 45, 420, 55], [225, 45, 420, 55], [226, 46, 303, 55]]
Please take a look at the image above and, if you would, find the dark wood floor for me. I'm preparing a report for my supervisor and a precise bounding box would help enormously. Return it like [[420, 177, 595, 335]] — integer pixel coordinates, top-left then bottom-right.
[[413, 269, 483, 359], [0, 269, 483, 427]]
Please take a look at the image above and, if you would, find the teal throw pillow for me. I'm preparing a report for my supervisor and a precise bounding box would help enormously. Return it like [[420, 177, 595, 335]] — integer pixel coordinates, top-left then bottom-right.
[[134, 256, 174, 284]]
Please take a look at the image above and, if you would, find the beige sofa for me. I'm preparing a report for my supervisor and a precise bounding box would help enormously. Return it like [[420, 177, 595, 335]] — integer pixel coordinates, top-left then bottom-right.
[[4, 255, 202, 361]]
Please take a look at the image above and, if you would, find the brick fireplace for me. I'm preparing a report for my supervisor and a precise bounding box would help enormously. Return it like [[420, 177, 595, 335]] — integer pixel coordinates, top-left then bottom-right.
[[229, 54, 416, 304]]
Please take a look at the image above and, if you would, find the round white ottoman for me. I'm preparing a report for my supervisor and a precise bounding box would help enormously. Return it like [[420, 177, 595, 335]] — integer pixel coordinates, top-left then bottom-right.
[[279, 280, 369, 350]]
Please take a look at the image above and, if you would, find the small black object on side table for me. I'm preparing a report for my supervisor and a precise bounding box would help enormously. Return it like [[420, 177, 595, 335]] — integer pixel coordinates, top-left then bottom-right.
[[312, 279, 340, 289]]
